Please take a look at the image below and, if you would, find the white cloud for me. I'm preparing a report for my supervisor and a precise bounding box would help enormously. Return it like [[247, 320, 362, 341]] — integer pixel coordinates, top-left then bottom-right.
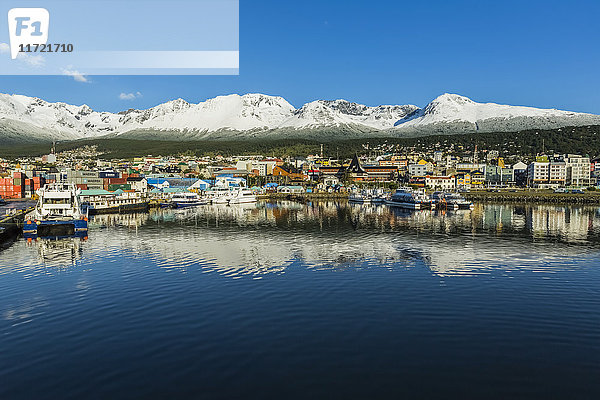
[[61, 67, 89, 83], [119, 91, 143, 100], [2, 43, 46, 67], [22, 54, 45, 67]]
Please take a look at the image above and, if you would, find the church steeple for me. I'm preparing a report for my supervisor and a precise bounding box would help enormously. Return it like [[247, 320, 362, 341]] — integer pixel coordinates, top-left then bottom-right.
[[348, 154, 365, 174]]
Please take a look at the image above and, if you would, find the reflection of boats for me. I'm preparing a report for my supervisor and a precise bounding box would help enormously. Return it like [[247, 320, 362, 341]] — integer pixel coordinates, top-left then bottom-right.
[[171, 192, 207, 208], [90, 212, 149, 229], [24, 183, 88, 237], [385, 188, 433, 210], [0, 226, 10, 246], [28, 236, 85, 267]]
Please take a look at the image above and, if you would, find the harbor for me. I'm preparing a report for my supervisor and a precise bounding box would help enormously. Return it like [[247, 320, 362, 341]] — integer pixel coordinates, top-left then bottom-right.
[[2, 199, 600, 399]]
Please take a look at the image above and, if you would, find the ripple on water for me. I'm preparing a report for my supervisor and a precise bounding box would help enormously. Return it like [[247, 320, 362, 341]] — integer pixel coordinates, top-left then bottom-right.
[[1, 202, 600, 398]]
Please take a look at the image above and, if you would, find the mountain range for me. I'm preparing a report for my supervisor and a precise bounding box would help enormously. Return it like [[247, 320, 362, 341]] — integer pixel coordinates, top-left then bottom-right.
[[1, 92, 599, 144]]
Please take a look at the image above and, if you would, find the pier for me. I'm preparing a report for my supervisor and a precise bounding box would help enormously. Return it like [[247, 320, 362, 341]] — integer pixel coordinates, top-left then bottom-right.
[[0, 206, 34, 246], [464, 190, 600, 204]]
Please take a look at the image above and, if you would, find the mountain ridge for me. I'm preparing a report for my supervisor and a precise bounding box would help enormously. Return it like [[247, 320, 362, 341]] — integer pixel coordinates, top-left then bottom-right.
[[1, 92, 600, 144]]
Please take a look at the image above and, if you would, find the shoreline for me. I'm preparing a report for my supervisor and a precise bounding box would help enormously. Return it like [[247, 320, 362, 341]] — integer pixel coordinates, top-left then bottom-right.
[[464, 191, 600, 204], [260, 191, 600, 205]]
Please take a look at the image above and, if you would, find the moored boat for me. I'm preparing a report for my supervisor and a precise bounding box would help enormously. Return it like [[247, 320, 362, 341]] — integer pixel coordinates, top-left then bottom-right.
[[228, 189, 257, 204], [24, 183, 88, 237], [81, 190, 149, 215], [171, 192, 208, 208], [445, 192, 474, 210], [432, 192, 473, 210], [349, 191, 372, 204], [385, 188, 433, 210]]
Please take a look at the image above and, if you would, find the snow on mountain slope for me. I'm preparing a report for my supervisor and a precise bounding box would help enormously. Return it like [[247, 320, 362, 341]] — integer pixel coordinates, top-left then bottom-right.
[[393, 93, 600, 133], [0, 93, 123, 139], [281, 100, 419, 130], [1, 91, 599, 143], [118, 94, 296, 133]]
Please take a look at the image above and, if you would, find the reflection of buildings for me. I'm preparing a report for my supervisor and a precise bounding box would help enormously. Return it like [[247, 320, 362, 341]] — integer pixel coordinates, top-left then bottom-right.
[[9, 201, 596, 280], [91, 212, 150, 229], [528, 206, 592, 241], [101, 201, 600, 279]]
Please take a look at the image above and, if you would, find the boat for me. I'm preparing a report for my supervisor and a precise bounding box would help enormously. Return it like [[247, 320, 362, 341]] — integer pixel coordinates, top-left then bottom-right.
[[228, 189, 257, 204], [371, 188, 388, 204], [0, 196, 6, 206], [171, 192, 207, 208], [81, 190, 149, 215], [432, 192, 474, 210], [444, 192, 474, 210], [385, 187, 434, 210], [23, 183, 88, 237], [349, 191, 372, 204], [432, 192, 458, 210], [204, 186, 234, 204]]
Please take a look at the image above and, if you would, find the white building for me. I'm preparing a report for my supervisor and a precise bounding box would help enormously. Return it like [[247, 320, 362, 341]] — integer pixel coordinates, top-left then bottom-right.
[[564, 154, 591, 187], [425, 175, 456, 191], [278, 185, 305, 194], [549, 162, 567, 185], [126, 177, 149, 193], [527, 162, 550, 186], [527, 160, 567, 188], [408, 162, 433, 177]]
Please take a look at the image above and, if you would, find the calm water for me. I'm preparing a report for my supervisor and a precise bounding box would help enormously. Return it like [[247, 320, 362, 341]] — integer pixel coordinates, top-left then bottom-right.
[[1, 201, 600, 399]]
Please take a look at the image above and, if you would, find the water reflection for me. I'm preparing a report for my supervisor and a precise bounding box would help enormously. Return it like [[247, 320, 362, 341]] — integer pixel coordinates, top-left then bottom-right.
[[28, 237, 85, 269], [111, 201, 600, 277], [2, 201, 600, 278]]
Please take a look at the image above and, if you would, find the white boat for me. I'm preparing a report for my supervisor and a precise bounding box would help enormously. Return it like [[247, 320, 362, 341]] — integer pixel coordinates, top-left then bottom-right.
[[444, 193, 474, 210], [24, 183, 88, 236], [349, 191, 372, 204], [205, 186, 234, 204], [371, 188, 388, 204], [171, 192, 207, 208], [432, 192, 473, 210], [228, 189, 257, 204], [385, 188, 434, 210]]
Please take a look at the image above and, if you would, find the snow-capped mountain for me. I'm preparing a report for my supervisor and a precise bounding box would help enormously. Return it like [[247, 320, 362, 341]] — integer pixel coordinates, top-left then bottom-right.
[[393, 93, 600, 134], [1, 92, 599, 144]]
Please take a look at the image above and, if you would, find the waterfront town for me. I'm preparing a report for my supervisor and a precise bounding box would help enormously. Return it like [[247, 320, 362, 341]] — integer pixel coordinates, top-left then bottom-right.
[[1, 144, 599, 203]]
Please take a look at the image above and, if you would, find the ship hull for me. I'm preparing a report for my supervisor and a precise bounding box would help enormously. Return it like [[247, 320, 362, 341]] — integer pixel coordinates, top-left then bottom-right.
[[85, 202, 149, 215], [23, 218, 88, 238]]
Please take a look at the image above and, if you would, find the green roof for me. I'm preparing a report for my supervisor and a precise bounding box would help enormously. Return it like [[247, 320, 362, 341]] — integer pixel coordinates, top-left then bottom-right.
[[80, 189, 113, 196], [163, 188, 188, 193]]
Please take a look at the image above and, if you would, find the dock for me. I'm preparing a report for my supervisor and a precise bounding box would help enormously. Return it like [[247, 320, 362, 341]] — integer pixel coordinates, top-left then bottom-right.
[[0, 206, 35, 246]]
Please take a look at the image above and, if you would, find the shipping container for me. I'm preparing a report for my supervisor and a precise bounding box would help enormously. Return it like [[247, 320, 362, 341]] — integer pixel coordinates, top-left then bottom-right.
[[106, 177, 127, 185], [99, 171, 120, 179], [108, 184, 131, 191]]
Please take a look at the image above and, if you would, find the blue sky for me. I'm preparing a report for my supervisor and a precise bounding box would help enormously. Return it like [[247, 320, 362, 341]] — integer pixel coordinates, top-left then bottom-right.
[[0, 0, 599, 113]]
